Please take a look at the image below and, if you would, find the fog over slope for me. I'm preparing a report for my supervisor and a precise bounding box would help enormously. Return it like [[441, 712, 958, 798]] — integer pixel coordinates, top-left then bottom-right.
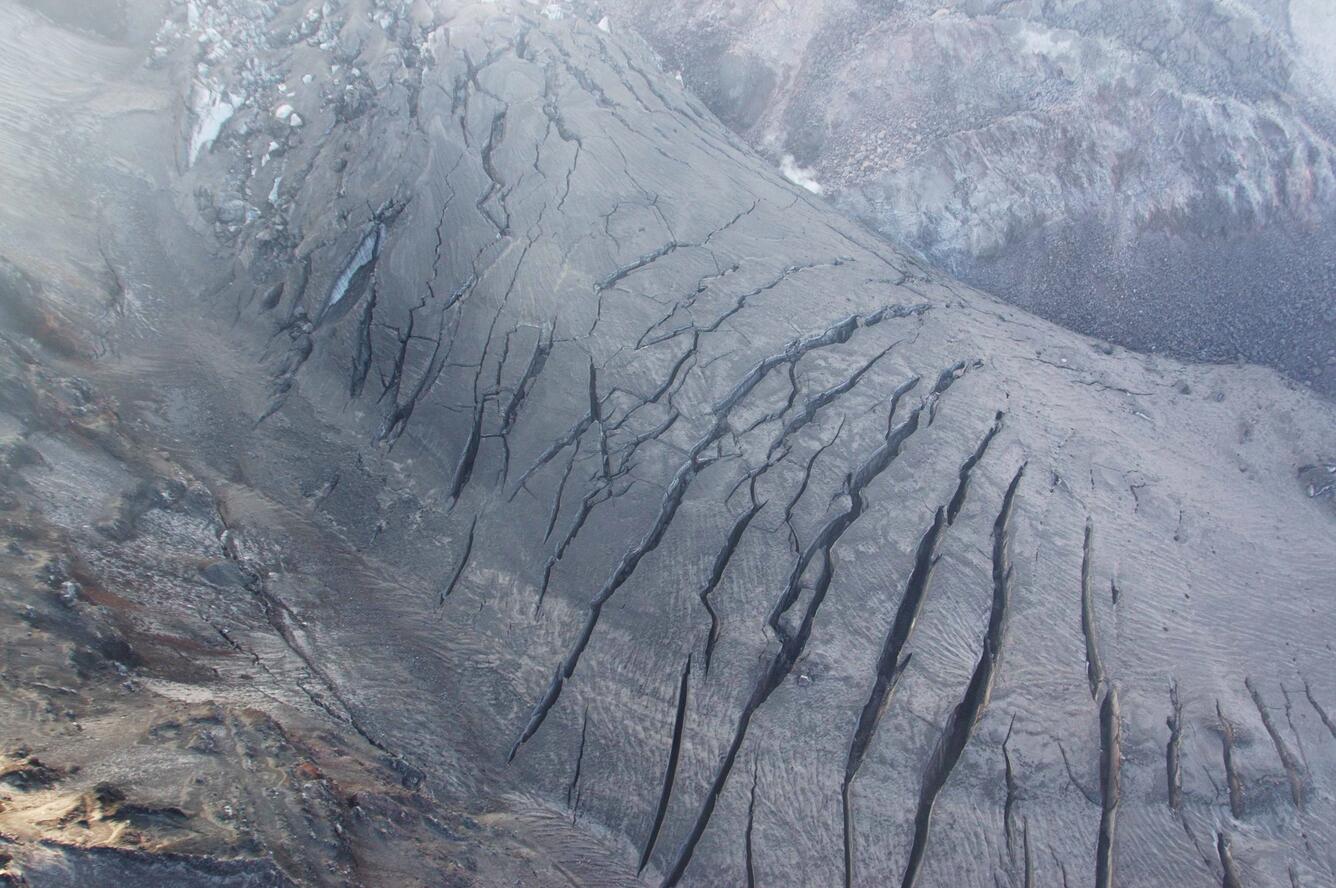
[[0, 2, 1334, 887], [594, 0, 1336, 394]]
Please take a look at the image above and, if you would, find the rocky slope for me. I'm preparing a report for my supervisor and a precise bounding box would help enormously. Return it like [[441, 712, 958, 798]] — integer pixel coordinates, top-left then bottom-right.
[[592, 0, 1336, 395], [1, 1, 1335, 887]]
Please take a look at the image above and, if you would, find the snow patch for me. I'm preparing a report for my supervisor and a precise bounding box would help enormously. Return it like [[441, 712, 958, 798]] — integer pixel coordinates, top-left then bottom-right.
[[598, 16, 611, 33], [542, 4, 565, 20], [1016, 23, 1074, 59], [321, 225, 383, 320], [1292, 0, 1336, 100], [188, 82, 235, 166], [780, 155, 823, 194]]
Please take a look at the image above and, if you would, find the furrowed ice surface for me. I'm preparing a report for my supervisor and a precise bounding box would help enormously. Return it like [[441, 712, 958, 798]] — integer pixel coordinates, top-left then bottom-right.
[[0, 2, 1334, 887]]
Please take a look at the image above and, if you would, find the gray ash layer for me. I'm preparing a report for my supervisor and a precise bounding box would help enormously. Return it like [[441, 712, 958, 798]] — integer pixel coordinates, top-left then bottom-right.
[[0, 2, 1334, 887]]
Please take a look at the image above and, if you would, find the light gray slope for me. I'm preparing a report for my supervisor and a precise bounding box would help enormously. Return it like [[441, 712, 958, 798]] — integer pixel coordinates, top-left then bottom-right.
[[591, 0, 1336, 395], [1, 2, 1335, 887]]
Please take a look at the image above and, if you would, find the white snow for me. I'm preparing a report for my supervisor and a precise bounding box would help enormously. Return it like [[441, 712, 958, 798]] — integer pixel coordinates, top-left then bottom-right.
[[274, 103, 294, 120], [780, 155, 823, 194], [1016, 23, 1074, 59], [188, 82, 235, 166], [1292, 0, 1336, 99], [323, 225, 383, 317], [542, 4, 564, 20], [598, 16, 611, 33]]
